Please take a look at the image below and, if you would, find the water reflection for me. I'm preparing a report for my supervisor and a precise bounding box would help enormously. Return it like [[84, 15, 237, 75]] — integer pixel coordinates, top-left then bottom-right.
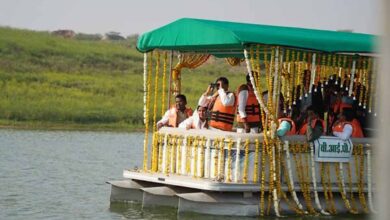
[[109, 201, 370, 220], [0, 129, 372, 220]]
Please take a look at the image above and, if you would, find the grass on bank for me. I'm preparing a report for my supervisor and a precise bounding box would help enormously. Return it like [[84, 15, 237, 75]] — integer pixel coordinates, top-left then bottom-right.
[[0, 27, 247, 131]]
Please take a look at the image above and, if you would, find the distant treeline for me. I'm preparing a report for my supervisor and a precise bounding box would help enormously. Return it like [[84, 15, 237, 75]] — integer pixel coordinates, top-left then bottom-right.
[[0, 26, 245, 131]]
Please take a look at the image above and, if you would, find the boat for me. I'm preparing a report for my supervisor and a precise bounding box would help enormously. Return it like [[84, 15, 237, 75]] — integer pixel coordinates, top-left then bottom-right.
[[108, 18, 377, 217]]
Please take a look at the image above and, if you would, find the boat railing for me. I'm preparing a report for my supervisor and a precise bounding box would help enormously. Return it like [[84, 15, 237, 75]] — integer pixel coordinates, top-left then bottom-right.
[[147, 127, 373, 188]]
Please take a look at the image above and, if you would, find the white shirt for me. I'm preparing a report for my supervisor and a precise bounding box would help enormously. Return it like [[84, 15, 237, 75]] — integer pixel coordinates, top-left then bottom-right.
[[238, 90, 248, 118], [156, 108, 187, 127], [198, 88, 235, 107], [333, 124, 353, 140], [157, 109, 171, 126], [178, 110, 207, 129]]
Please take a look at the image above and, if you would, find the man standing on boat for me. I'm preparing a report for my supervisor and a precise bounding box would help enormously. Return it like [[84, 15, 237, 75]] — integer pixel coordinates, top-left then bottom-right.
[[236, 73, 261, 133], [199, 77, 236, 131], [178, 105, 208, 129], [157, 94, 193, 129]]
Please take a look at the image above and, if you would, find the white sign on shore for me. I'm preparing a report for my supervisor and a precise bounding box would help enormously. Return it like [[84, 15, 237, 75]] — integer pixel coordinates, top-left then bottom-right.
[[313, 136, 353, 163]]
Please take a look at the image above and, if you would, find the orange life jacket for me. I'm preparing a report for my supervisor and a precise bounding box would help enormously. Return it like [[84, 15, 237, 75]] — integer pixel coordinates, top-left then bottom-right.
[[278, 118, 297, 135], [209, 93, 236, 131], [298, 118, 326, 135], [332, 119, 364, 138], [168, 107, 193, 127], [236, 85, 261, 123], [333, 100, 353, 113]]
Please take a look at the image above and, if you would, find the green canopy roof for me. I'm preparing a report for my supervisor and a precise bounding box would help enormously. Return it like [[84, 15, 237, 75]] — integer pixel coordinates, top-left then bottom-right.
[[137, 18, 377, 55]]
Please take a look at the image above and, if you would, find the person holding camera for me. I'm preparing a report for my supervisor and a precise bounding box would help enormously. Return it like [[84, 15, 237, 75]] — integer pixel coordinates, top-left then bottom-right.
[[198, 77, 236, 131], [236, 73, 261, 133]]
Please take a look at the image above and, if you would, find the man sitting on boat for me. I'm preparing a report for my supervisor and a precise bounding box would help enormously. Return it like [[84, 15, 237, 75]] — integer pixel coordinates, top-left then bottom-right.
[[332, 107, 364, 140], [277, 112, 297, 137], [199, 77, 236, 131], [236, 73, 261, 133], [178, 105, 208, 129], [157, 94, 193, 129], [298, 105, 325, 141]]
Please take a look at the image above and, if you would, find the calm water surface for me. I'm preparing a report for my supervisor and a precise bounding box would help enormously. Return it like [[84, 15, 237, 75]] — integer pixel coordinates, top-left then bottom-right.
[[0, 129, 370, 219]]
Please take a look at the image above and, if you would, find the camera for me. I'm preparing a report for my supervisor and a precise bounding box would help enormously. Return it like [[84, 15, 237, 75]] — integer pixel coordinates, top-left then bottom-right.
[[209, 83, 219, 89]]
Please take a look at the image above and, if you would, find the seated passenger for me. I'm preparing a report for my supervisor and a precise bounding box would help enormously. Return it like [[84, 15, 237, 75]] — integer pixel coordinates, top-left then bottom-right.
[[157, 94, 193, 129], [179, 105, 208, 130], [277, 114, 297, 137], [332, 91, 353, 115], [199, 77, 236, 131], [298, 106, 325, 142], [332, 108, 364, 140]]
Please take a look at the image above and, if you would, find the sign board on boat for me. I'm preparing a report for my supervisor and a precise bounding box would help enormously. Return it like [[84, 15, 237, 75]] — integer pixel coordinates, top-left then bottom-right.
[[313, 136, 353, 162]]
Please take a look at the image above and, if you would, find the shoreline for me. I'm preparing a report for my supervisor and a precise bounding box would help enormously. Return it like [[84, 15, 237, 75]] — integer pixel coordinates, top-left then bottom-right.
[[0, 120, 144, 132]]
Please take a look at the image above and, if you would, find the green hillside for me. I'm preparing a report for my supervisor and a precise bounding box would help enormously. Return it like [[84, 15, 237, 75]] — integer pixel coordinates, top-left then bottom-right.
[[0, 27, 246, 131]]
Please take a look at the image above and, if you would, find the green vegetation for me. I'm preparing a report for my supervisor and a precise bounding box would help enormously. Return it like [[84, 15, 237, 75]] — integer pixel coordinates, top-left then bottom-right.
[[0, 27, 246, 131]]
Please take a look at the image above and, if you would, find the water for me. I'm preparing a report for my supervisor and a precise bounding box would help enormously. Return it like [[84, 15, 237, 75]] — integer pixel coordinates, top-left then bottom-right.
[[0, 129, 369, 219]]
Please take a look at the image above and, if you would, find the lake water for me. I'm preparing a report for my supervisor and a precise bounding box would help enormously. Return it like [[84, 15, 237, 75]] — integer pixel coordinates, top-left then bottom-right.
[[0, 129, 369, 219]]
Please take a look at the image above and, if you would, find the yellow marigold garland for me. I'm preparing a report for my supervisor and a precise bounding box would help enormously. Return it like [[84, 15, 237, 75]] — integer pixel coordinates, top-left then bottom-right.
[[346, 162, 358, 212], [358, 58, 367, 106], [355, 144, 369, 213], [151, 132, 158, 172], [280, 147, 306, 215], [243, 139, 250, 183], [289, 50, 296, 108], [158, 134, 164, 172], [177, 135, 183, 174], [213, 138, 220, 179], [165, 134, 171, 175], [256, 45, 261, 87], [368, 58, 375, 112], [266, 139, 274, 216], [143, 52, 153, 171], [253, 139, 260, 183], [199, 137, 206, 178], [161, 51, 167, 116], [335, 163, 358, 214], [364, 58, 372, 109], [260, 140, 267, 215], [218, 138, 225, 181], [326, 163, 337, 214], [293, 144, 316, 214], [226, 138, 233, 183], [193, 136, 199, 177], [185, 136, 193, 175]]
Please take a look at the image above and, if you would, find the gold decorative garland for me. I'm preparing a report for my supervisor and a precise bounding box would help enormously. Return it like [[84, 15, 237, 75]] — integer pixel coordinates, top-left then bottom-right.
[[334, 163, 358, 214], [253, 139, 260, 183], [177, 135, 183, 174], [193, 137, 199, 177], [355, 144, 369, 213], [280, 146, 306, 215], [213, 138, 220, 179], [161, 52, 167, 116], [199, 137, 206, 178], [143, 52, 153, 171], [293, 143, 316, 214], [243, 139, 250, 183], [226, 138, 233, 183], [218, 138, 225, 181]]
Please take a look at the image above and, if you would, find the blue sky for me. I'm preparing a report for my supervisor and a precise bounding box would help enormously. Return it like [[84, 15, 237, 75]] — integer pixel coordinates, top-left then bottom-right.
[[0, 0, 381, 36]]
